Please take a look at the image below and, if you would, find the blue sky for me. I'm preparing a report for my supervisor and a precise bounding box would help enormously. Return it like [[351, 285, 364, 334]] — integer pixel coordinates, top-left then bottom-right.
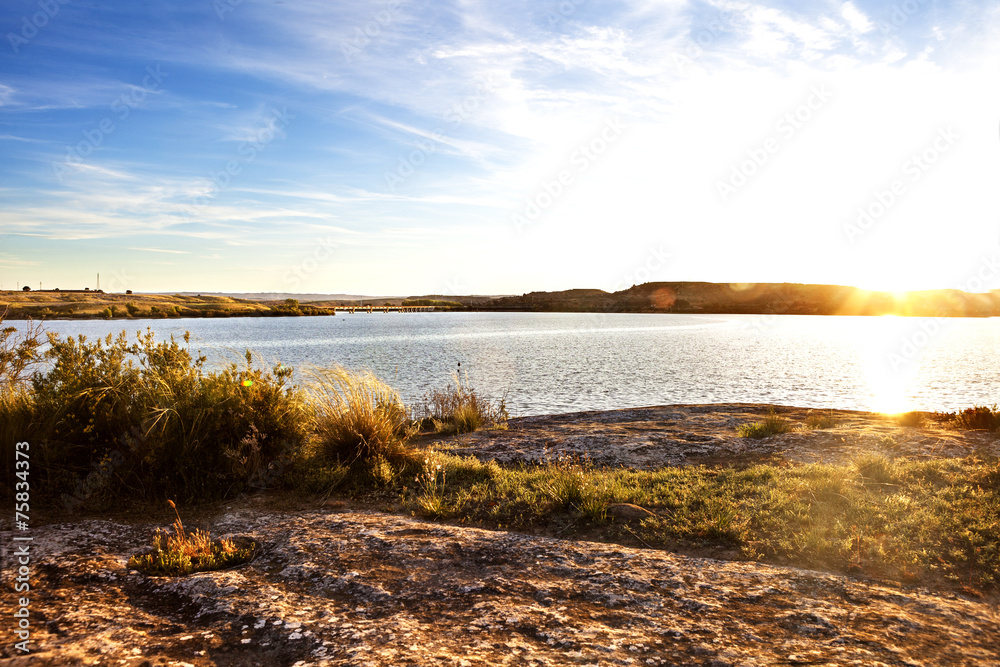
[[1, 0, 998, 295]]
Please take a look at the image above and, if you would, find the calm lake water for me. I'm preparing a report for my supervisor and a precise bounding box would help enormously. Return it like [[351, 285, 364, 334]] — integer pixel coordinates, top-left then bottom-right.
[[15, 312, 1000, 416]]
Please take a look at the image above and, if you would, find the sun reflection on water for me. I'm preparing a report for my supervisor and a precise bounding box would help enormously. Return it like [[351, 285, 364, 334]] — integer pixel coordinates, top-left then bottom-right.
[[860, 316, 919, 414]]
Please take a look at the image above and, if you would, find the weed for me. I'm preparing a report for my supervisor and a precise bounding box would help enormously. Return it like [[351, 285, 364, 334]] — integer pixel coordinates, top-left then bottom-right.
[[414, 456, 448, 518]]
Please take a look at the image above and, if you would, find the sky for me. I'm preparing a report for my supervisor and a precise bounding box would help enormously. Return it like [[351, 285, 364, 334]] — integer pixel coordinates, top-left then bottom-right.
[[1, 0, 998, 296]]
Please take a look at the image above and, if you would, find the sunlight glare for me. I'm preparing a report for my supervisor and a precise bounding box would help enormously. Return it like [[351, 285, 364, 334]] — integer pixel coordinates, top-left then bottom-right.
[[862, 317, 916, 414]]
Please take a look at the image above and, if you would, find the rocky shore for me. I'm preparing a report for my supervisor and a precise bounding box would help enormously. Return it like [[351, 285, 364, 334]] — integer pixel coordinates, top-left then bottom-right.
[[2, 404, 998, 666]]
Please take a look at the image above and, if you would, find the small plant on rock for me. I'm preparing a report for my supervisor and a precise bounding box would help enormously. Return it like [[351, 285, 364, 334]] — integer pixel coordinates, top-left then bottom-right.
[[128, 500, 255, 576]]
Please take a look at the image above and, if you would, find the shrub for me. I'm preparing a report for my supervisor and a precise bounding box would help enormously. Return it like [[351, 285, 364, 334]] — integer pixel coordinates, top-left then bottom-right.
[[420, 372, 508, 434], [308, 366, 412, 467], [953, 405, 1000, 431], [0, 312, 43, 390], [737, 410, 792, 439], [28, 330, 309, 504]]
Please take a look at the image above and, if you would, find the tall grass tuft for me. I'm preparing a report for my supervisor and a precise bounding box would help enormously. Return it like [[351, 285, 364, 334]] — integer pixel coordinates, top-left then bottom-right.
[[420, 371, 508, 434], [308, 366, 413, 468], [737, 409, 792, 439]]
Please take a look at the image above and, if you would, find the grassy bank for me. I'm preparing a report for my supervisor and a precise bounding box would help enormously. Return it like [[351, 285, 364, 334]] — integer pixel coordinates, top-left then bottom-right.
[[2, 321, 997, 592], [0, 292, 333, 319]]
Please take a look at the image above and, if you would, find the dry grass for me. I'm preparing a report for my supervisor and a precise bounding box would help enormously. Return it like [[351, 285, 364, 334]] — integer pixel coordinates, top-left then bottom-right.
[[307, 367, 414, 467], [419, 372, 508, 434]]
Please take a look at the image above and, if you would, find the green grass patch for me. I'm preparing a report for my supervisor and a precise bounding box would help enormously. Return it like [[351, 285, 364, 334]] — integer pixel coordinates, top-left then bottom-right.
[[364, 450, 1000, 591]]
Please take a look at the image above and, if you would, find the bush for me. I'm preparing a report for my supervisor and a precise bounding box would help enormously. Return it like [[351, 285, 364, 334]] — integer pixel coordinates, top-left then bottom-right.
[[420, 372, 508, 434], [27, 330, 309, 504], [0, 312, 43, 390], [953, 405, 1000, 431], [0, 314, 45, 492], [308, 366, 413, 467]]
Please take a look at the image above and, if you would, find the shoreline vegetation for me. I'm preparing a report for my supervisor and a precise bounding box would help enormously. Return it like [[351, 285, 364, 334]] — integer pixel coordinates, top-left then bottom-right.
[[2, 321, 997, 594], [6, 279, 1000, 320]]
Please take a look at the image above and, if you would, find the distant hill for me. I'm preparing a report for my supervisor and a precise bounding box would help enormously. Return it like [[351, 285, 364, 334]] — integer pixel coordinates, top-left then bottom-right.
[[474, 282, 1000, 317], [8, 283, 1000, 320]]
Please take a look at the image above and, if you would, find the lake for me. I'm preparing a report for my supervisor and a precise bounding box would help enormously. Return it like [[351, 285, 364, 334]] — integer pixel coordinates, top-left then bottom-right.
[[12, 312, 1000, 416]]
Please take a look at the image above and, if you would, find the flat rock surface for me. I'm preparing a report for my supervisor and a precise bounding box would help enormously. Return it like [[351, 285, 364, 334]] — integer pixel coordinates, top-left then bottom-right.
[[442, 404, 1000, 468], [2, 509, 999, 667], [3, 404, 999, 666]]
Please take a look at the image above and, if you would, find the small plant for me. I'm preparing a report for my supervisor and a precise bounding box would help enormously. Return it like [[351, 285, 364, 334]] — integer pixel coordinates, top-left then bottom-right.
[[128, 501, 255, 576], [805, 412, 837, 429], [895, 411, 925, 428], [414, 457, 448, 518], [737, 410, 792, 439], [953, 405, 1000, 431]]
